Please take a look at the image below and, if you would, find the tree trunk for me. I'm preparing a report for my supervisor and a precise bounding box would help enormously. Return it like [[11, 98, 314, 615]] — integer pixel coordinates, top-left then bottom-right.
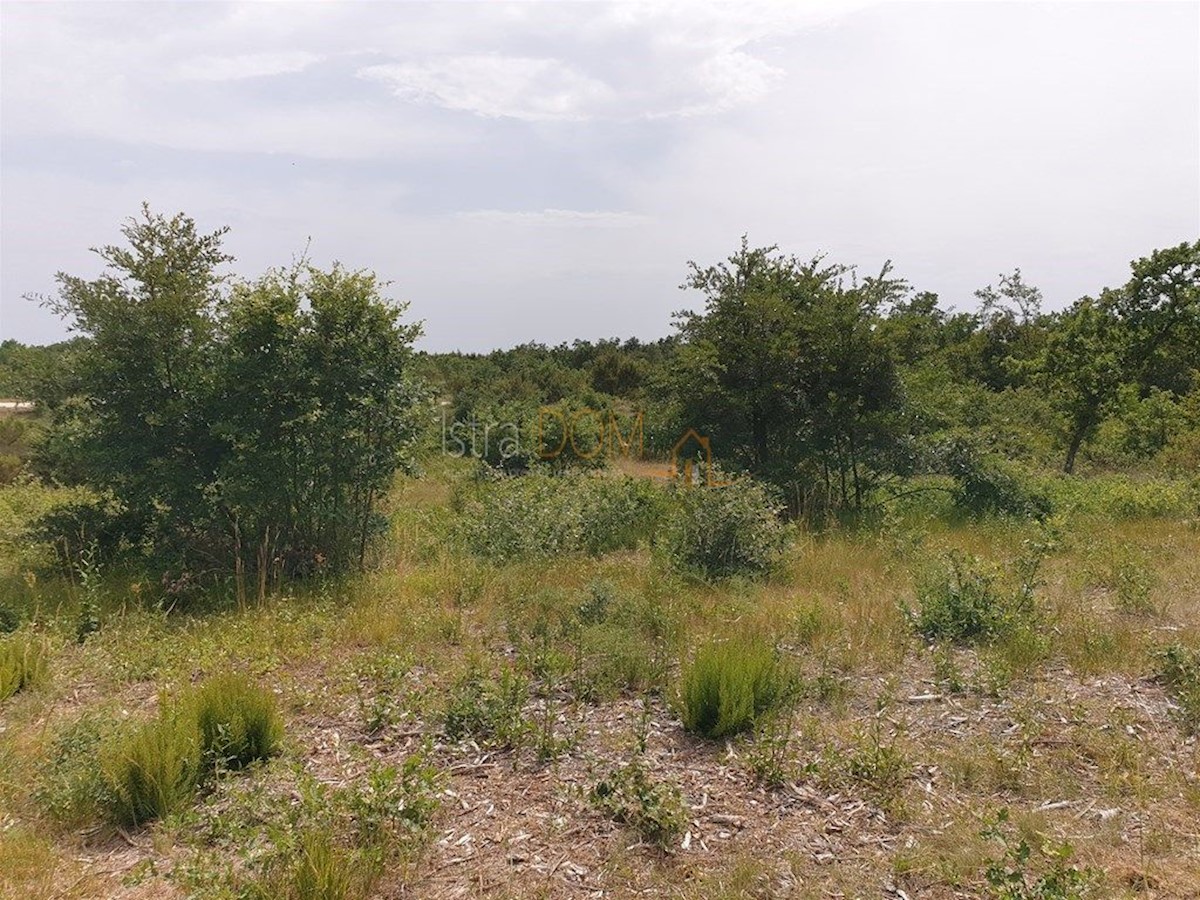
[[1063, 426, 1087, 474]]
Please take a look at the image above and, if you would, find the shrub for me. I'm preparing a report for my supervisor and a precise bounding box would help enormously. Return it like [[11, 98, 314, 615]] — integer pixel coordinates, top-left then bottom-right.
[[661, 477, 785, 579], [457, 473, 663, 561], [191, 673, 285, 773], [982, 808, 1098, 899], [590, 756, 686, 849], [442, 666, 531, 751], [102, 703, 202, 826], [907, 550, 1042, 645], [1155, 643, 1200, 734], [679, 639, 790, 738], [0, 632, 48, 701], [942, 438, 1052, 519]]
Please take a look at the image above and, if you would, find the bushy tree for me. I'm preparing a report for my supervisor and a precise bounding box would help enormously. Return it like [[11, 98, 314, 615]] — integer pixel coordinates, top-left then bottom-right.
[[36, 207, 423, 583], [672, 239, 910, 514]]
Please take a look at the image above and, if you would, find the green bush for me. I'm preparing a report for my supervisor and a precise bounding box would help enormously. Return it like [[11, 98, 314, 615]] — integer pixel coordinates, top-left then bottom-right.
[[679, 639, 790, 738], [907, 550, 1042, 645], [0, 631, 48, 701], [36, 713, 114, 824], [590, 756, 686, 849], [1155, 643, 1200, 734], [660, 477, 785, 579], [102, 703, 202, 826], [942, 438, 1052, 519], [191, 673, 285, 772], [457, 473, 664, 560]]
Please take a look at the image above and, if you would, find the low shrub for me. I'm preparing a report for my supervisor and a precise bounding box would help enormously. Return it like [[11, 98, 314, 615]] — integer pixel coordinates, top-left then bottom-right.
[[0, 631, 48, 701], [679, 638, 790, 738], [1155, 643, 1200, 734], [192, 673, 285, 773], [660, 477, 785, 579], [590, 756, 687, 849], [457, 473, 664, 561], [442, 666, 531, 751], [907, 548, 1044, 645], [102, 703, 202, 826]]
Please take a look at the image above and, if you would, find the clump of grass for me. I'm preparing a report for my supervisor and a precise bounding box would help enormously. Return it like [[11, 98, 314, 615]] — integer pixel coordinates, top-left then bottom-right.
[[0, 631, 48, 701], [1154, 643, 1200, 734], [102, 703, 202, 827], [252, 827, 371, 900], [679, 638, 790, 739], [191, 672, 285, 773]]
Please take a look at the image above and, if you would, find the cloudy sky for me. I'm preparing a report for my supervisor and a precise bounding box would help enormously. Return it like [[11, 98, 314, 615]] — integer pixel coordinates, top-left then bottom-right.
[[2, 1, 1197, 351]]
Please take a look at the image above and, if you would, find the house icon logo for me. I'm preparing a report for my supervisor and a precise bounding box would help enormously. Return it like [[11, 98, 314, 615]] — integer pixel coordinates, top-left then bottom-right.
[[661, 428, 730, 487]]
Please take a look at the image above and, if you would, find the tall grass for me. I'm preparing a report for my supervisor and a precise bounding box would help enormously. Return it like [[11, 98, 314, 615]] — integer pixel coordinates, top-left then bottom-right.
[[0, 632, 47, 701], [679, 639, 790, 738], [192, 673, 285, 772], [102, 703, 202, 827]]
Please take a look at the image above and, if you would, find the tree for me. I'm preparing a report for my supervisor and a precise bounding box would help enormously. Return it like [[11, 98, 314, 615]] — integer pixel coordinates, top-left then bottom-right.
[[37, 208, 424, 584], [672, 239, 910, 514], [1036, 295, 1125, 474]]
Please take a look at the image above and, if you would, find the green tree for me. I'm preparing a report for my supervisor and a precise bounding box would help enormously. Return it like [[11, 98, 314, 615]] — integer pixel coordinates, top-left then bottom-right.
[[673, 239, 909, 514], [1036, 295, 1125, 474], [37, 208, 423, 583]]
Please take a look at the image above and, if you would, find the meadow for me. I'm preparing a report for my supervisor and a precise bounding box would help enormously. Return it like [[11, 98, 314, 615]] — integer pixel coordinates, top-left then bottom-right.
[[2, 452, 1198, 899]]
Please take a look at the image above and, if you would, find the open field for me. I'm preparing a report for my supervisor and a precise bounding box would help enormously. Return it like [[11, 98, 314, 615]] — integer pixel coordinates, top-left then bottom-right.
[[2, 463, 1198, 899]]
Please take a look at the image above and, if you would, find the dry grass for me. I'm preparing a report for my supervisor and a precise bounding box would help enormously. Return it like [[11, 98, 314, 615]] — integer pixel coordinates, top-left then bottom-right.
[[2, 470, 1199, 898]]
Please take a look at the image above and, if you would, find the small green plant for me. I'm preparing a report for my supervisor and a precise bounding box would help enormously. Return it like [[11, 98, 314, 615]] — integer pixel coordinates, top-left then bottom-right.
[[679, 638, 790, 738], [981, 809, 1097, 899], [932, 643, 966, 694], [745, 714, 796, 789], [0, 631, 48, 700], [1154, 643, 1200, 734], [191, 673, 285, 773], [590, 756, 687, 849], [74, 543, 102, 643], [102, 703, 202, 826], [347, 751, 443, 849], [443, 665, 531, 752], [841, 717, 908, 798], [36, 712, 114, 824]]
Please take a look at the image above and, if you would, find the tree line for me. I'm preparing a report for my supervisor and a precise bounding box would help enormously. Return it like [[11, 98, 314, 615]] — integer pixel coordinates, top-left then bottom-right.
[[5, 208, 1198, 581]]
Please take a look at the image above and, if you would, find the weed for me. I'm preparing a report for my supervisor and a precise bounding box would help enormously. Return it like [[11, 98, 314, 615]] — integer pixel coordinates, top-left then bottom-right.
[[1154, 643, 1200, 734], [981, 809, 1098, 899], [590, 756, 687, 849], [36, 712, 115, 824], [443, 665, 531, 752], [745, 713, 796, 789]]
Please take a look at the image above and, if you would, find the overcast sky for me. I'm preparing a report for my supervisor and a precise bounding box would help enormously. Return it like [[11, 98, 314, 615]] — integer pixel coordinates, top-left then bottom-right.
[[2, 1, 1197, 351]]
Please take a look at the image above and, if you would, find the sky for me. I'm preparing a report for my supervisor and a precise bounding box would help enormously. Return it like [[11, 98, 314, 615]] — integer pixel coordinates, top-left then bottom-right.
[[1, 1, 1197, 352]]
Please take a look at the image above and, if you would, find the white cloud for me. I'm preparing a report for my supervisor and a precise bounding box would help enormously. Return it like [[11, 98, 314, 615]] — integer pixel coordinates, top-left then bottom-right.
[[361, 56, 615, 122], [174, 50, 323, 82]]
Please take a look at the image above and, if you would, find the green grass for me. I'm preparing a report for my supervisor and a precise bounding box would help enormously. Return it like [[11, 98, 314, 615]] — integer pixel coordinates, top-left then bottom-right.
[[191, 673, 285, 773], [679, 638, 791, 738], [0, 631, 47, 700], [102, 702, 203, 827]]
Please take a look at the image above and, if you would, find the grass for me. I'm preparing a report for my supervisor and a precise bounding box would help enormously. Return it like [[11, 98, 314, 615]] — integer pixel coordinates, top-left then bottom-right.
[[0, 631, 47, 700], [191, 672, 285, 772], [679, 638, 791, 738], [1, 464, 1199, 897]]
